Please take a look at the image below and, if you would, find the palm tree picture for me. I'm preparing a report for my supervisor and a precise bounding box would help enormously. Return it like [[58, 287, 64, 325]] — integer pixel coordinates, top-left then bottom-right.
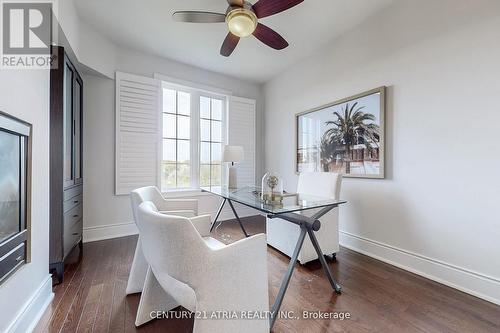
[[296, 87, 385, 178], [322, 102, 380, 174]]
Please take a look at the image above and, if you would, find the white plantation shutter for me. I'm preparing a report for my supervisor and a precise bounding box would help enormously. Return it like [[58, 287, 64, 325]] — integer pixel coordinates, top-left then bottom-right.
[[115, 71, 161, 195], [228, 96, 256, 186]]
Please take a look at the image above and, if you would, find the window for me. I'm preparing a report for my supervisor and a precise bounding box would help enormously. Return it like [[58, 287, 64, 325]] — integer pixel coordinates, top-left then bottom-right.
[[115, 71, 256, 196], [161, 84, 226, 191], [200, 96, 223, 187], [162, 89, 191, 189]]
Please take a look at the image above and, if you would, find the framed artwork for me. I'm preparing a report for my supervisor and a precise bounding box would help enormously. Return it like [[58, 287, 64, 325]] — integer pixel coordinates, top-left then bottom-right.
[[295, 87, 386, 179]]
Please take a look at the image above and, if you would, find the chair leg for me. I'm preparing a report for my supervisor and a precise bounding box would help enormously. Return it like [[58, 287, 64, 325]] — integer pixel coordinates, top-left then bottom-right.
[[126, 237, 149, 295], [135, 266, 180, 327]]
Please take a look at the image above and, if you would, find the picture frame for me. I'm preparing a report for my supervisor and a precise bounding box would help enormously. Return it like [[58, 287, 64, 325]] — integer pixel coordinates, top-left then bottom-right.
[[295, 87, 386, 179]]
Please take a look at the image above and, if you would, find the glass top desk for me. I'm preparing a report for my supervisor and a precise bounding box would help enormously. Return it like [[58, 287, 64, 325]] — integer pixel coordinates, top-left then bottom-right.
[[201, 186, 347, 328]]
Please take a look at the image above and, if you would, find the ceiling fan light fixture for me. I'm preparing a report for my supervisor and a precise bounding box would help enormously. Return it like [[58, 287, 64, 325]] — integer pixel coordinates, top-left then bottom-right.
[[226, 9, 257, 37], [173, 0, 302, 56]]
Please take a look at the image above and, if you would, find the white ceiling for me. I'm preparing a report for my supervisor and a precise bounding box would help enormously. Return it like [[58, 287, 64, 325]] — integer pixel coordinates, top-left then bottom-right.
[[74, 0, 393, 83]]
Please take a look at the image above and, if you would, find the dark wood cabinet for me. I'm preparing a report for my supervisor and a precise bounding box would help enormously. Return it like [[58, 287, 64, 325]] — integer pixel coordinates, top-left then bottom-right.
[[50, 46, 84, 283]]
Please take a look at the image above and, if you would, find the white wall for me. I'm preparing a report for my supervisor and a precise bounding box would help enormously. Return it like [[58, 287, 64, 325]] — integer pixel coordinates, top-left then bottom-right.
[[264, 0, 500, 304], [83, 46, 264, 242], [56, 0, 116, 78], [0, 71, 53, 331]]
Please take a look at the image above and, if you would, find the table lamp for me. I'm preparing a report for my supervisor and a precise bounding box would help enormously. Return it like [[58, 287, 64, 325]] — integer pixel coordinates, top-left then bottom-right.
[[223, 145, 244, 189]]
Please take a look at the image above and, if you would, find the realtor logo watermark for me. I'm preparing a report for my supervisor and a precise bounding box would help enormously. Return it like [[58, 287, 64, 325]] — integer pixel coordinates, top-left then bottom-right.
[[1, 0, 57, 69]]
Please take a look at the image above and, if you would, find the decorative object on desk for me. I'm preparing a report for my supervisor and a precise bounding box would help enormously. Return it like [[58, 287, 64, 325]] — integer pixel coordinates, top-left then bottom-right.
[[261, 172, 284, 205], [296, 87, 386, 179], [223, 145, 244, 189], [252, 189, 297, 200]]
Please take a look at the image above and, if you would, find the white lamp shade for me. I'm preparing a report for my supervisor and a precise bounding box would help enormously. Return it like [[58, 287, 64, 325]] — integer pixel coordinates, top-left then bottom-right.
[[223, 145, 244, 163]]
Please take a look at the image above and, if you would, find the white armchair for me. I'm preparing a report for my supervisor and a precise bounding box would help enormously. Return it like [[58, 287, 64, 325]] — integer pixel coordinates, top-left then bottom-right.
[[126, 186, 224, 295], [135, 201, 270, 333], [266, 172, 342, 264]]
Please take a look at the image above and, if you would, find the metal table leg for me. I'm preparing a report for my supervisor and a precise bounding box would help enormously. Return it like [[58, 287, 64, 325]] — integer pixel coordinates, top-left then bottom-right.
[[307, 228, 342, 293], [270, 224, 307, 328], [210, 198, 250, 237], [227, 199, 250, 237], [268, 206, 342, 328], [210, 198, 226, 232]]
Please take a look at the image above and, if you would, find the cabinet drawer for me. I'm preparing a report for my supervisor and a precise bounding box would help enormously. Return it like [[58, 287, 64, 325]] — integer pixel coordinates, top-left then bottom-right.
[[64, 218, 82, 258], [64, 185, 83, 201], [0, 244, 25, 279], [64, 203, 82, 228], [63, 194, 82, 213]]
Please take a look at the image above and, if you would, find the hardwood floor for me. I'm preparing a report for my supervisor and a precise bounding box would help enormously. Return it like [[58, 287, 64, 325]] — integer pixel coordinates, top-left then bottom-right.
[[35, 216, 500, 333]]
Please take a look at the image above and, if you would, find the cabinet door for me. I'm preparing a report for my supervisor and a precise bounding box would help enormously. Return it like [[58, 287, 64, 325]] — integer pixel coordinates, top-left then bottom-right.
[[63, 62, 74, 188], [74, 77, 83, 184]]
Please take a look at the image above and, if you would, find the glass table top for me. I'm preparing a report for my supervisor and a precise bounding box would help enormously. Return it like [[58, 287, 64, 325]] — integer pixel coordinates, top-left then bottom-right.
[[201, 186, 346, 215]]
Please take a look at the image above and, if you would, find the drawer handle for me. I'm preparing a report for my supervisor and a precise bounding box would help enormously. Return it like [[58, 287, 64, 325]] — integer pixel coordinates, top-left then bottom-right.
[[73, 215, 79, 218], [74, 200, 79, 204], [15, 256, 23, 262], [72, 233, 79, 236]]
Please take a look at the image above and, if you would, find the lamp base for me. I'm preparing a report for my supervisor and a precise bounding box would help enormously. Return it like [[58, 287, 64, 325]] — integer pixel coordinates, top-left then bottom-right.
[[228, 166, 238, 189]]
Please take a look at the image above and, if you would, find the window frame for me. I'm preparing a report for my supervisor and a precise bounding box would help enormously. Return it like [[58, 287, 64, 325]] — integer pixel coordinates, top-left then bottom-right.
[[162, 89, 192, 189], [160, 81, 228, 192], [199, 94, 225, 188]]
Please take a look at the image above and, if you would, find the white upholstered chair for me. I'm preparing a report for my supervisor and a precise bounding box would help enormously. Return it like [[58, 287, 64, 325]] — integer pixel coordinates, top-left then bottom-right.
[[135, 201, 270, 332], [266, 172, 342, 264], [126, 186, 224, 295]]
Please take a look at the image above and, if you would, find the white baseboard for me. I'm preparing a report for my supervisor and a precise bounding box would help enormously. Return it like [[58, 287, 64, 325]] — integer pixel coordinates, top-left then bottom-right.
[[84, 206, 259, 243], [5, 275, 54, 333], [339, 230, 500, 306], [84, 221, 139, 243]]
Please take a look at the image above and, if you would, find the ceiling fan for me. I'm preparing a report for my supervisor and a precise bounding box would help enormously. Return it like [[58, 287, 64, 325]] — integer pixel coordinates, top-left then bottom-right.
[[173, 0, 304, 57]]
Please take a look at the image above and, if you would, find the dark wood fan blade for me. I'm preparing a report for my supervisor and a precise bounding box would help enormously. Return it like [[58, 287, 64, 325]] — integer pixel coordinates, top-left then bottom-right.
[[252, 0, 304, 18], [227, 0, 244, 6], [220, 32, 240, 57], [252, 23, 289, 50], [172, 11, 226, 23]]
